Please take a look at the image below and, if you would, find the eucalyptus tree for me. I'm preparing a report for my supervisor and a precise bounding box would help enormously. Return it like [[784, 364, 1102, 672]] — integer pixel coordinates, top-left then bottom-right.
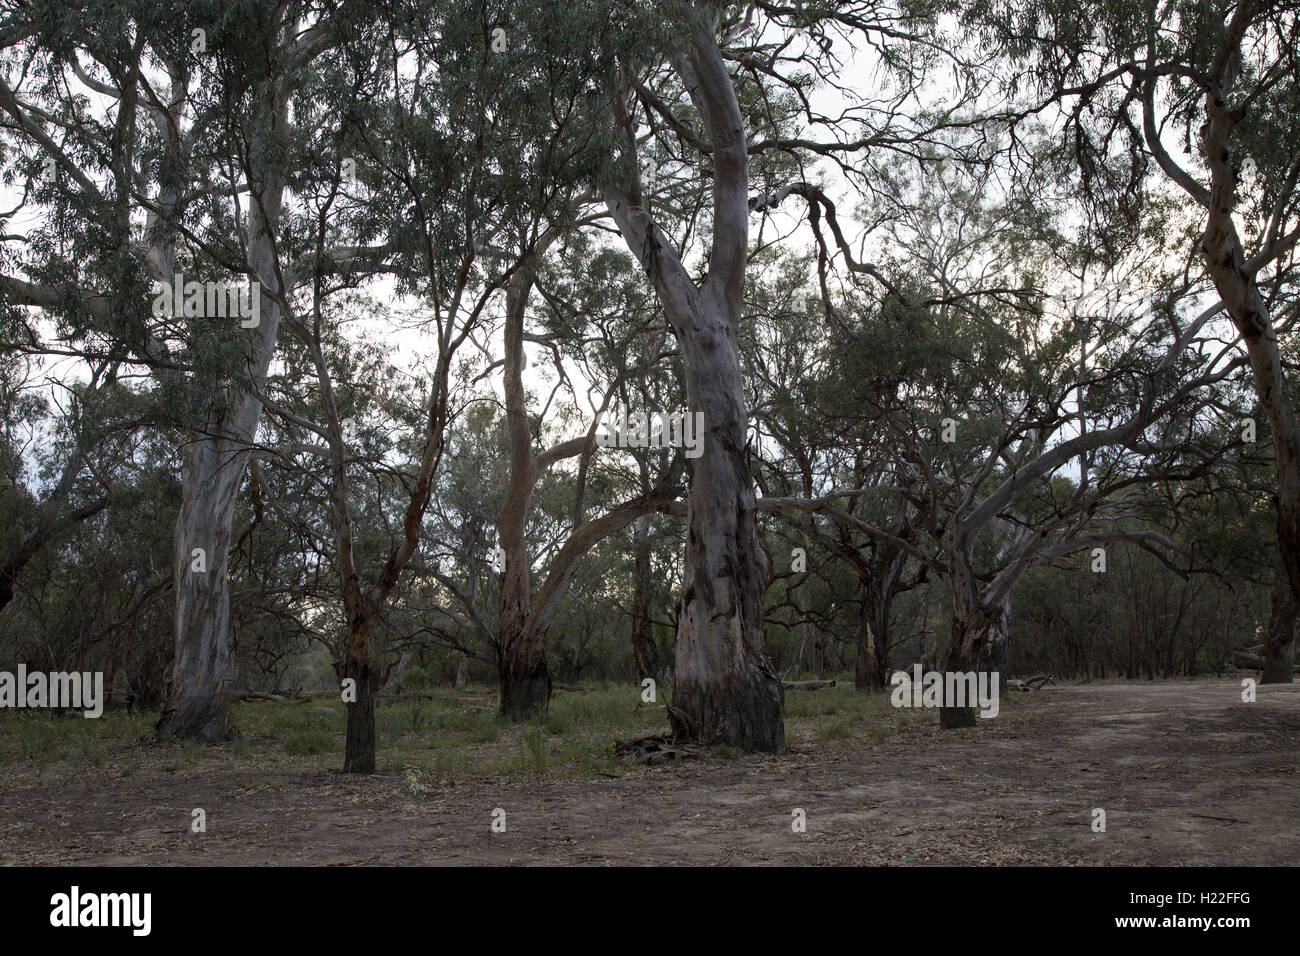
[[403, 1, 677, 727], [0, 0, 382, 740], [595, 0, 1005, 750], [245, 0, 560, 768], [887, 216, 1244, 725], [246, 0, 664, 765], [962, 0, 1300, 606], [153, 2, 401, 742], [764, 150, 1249, 724], [410, 225, 687, 718], [0, 0, 205, 708], [602, 0, 791, 750], [0, 0, 180, 618]]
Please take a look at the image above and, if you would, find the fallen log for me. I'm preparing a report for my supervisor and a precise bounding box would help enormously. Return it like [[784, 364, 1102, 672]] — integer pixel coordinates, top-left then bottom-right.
[[782, 679, 836, 691], [239, 691, 309, 703], [1231, 651, 1300, 672], [1024, 674, 1056, 689]]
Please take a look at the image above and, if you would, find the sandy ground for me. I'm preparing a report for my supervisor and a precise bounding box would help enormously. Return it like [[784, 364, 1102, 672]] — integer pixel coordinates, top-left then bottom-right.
[[1, 679, 1296, 865]]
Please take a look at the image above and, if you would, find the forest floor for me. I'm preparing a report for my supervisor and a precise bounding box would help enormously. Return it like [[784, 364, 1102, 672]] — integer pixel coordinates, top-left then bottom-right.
[[0, 676, 1296, 865]]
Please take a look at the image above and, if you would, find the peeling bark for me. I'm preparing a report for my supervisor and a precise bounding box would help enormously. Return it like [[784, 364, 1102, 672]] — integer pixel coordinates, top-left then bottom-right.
[[669, 291, 784, 750], [156, 442, 247, 741]]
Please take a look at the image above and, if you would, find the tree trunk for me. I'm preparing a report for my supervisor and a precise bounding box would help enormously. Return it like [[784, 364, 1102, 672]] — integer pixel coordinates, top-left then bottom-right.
[[154, 440, 244, 741], [667, 287, 784, 751], [631, 513, 658, 681], [977, 598, 1011, 698], [494, 248, 555, 721], [1198, 80, 1300, 607], [939, 639, 978, 729], [1263, 579, 1296, 684], [939, 601, 1010, 728], [497, 620, 551, 719], [854, 584, 889, 690], [340, 653, 379, 774]]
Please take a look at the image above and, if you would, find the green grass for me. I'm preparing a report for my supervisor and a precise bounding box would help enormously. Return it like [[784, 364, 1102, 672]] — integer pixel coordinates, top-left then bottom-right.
[[817, 719, 853, 740], [781, 681, 888, 719], [520, 727, 549, 770], [283, 728, 339, 755], [0, 676, 916, 783], [0, 710, 153, 765]]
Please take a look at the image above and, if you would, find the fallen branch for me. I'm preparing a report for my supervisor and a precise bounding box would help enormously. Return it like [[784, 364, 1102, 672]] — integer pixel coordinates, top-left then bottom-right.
[[613, 731, 706, 765]]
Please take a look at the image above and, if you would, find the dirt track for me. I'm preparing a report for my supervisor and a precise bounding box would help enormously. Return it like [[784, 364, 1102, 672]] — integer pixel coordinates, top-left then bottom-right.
[[2, 679, 1296, 865]]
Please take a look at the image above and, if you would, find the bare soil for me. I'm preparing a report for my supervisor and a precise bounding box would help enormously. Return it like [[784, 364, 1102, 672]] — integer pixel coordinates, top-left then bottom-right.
[[1, 679, 1296, 865]]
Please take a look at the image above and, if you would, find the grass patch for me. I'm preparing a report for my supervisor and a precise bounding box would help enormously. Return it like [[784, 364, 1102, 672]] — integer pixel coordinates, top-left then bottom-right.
[[283, 729, 339, 755], [520, 727, 549, 771], [817, 720, 852, 740], [0, 710, 153, 766], [0, 675, 917, 784]]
